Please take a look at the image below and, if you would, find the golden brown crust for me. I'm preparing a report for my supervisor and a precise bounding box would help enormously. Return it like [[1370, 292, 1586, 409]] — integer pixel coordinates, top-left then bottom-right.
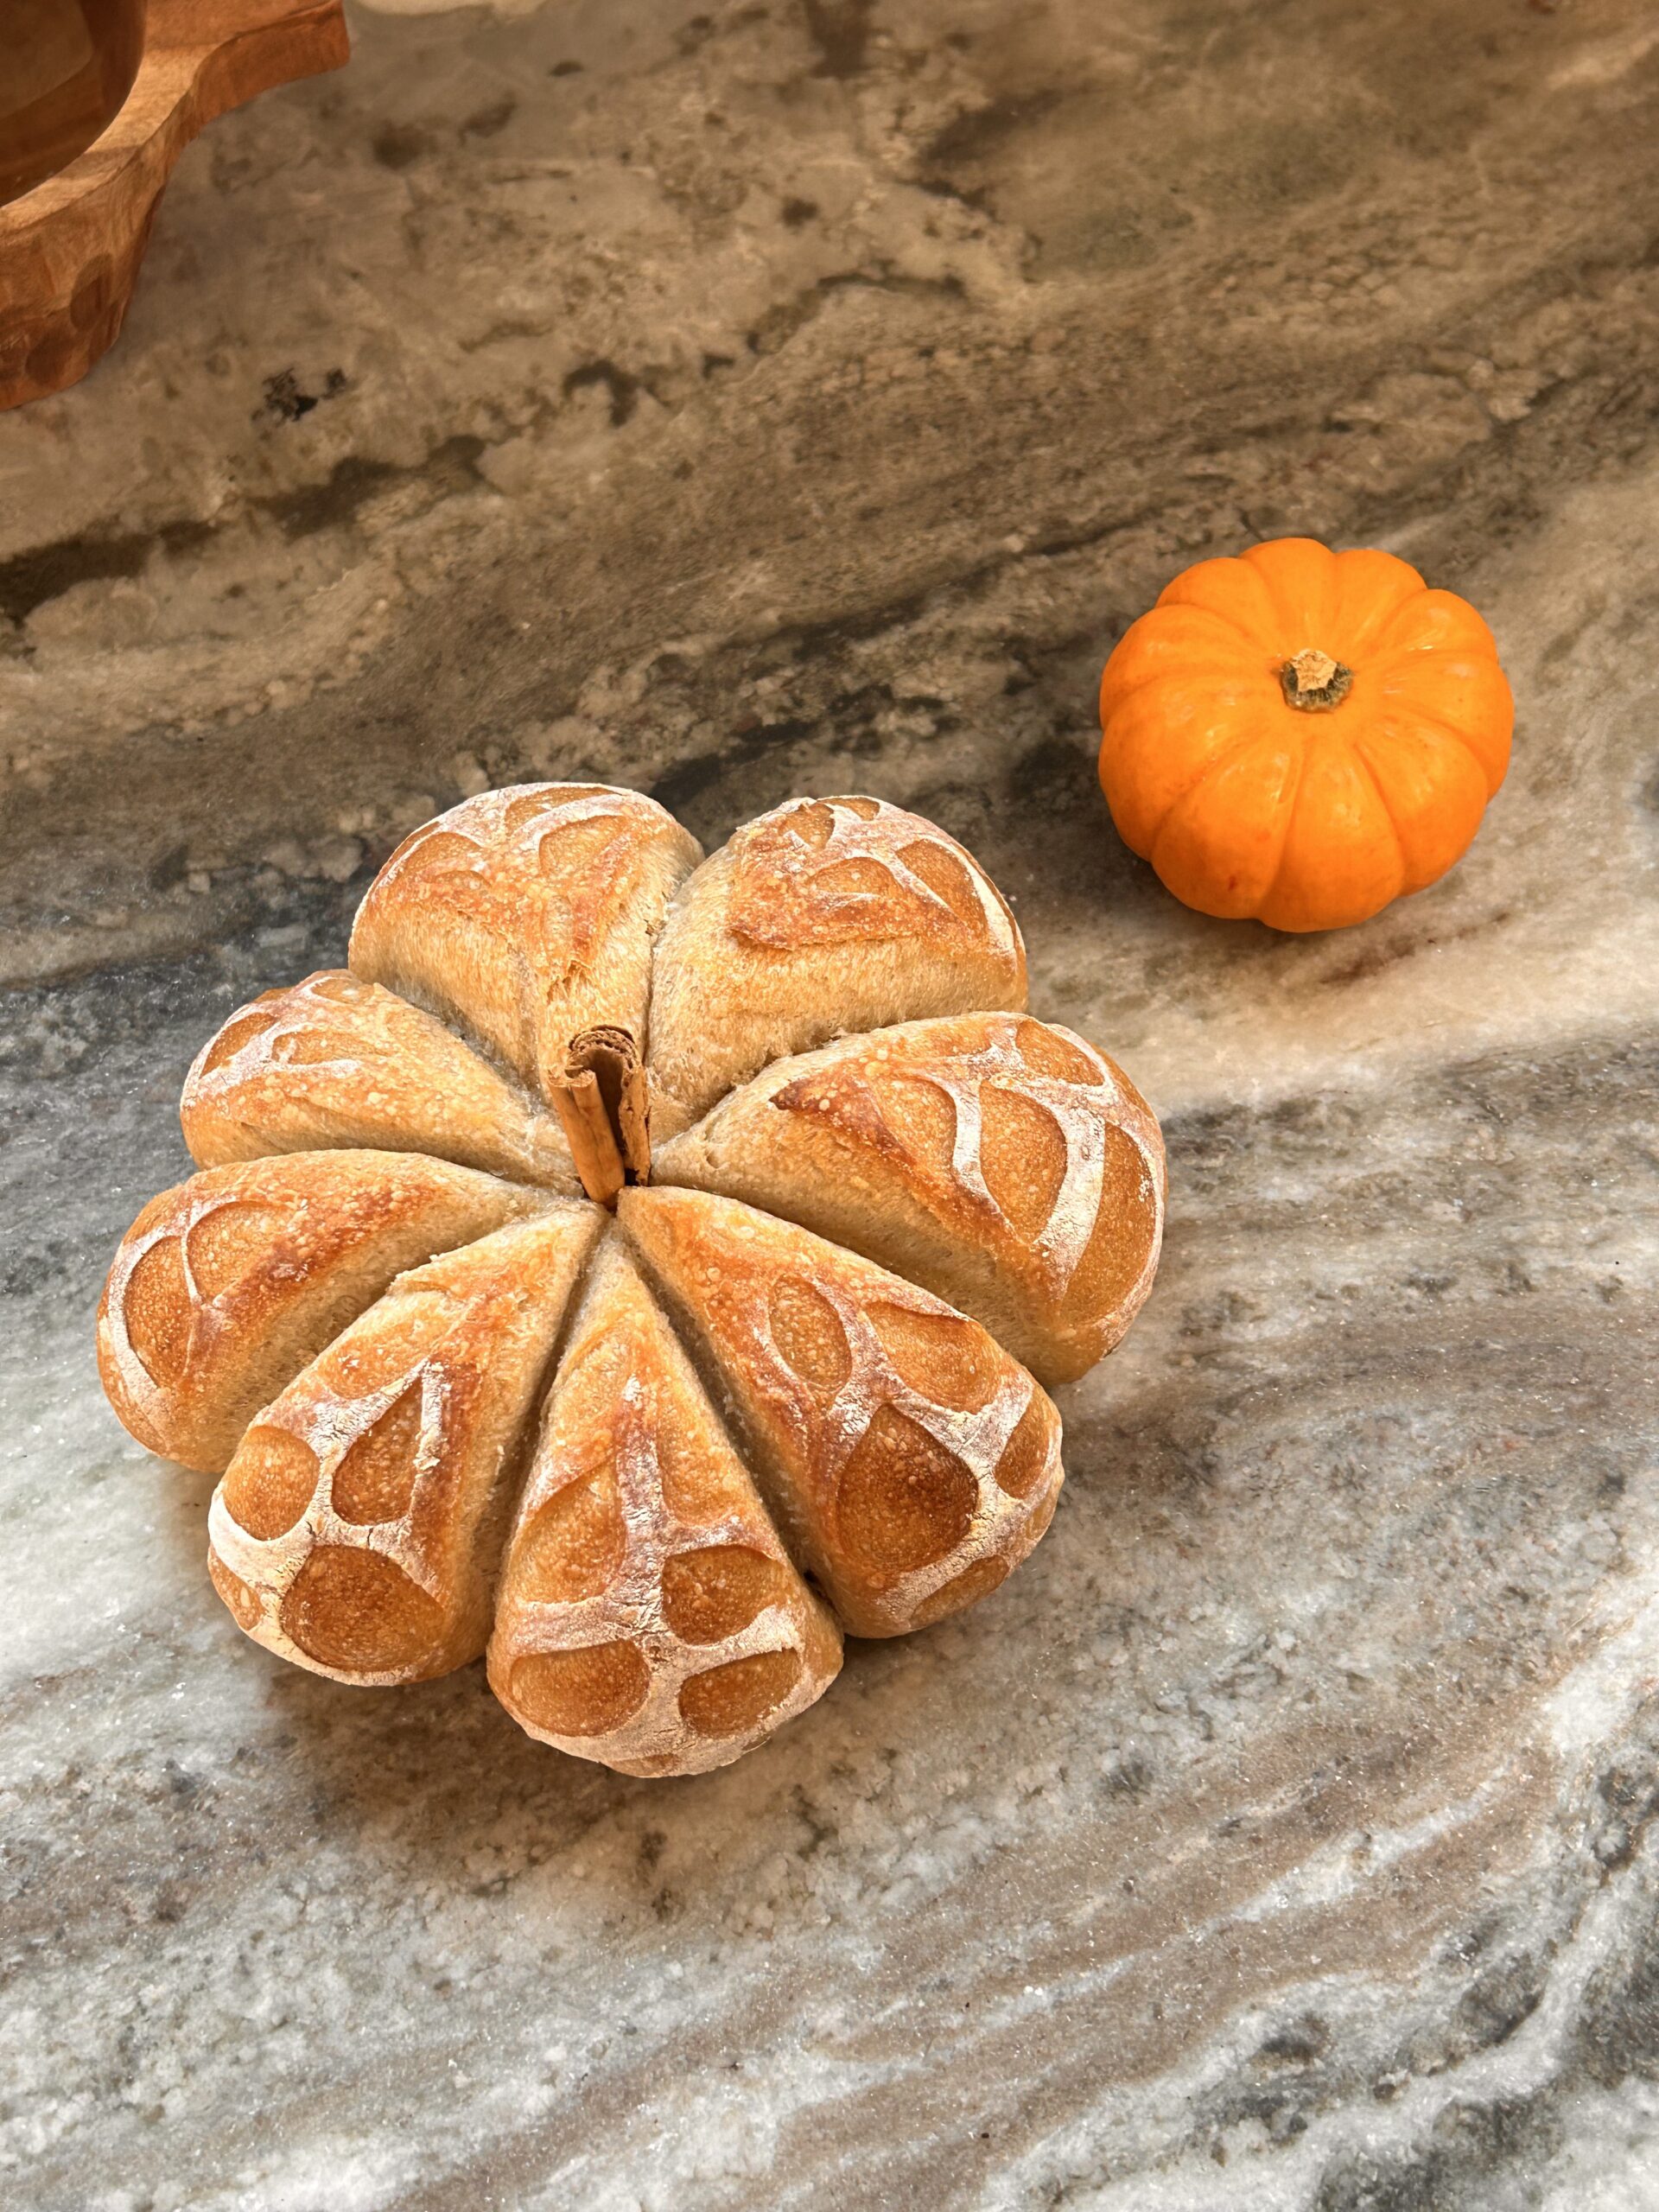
[[488, 1237, 842, 1773], [208, 1207, 601, 1685], [347, 785, 702, 1104], [97, 1152, 547, 1475], [651, 1013, 1166, 1385], [645, 796, 1027, 1135], [617, 1185, 1063, 1637], [181, 970, 579, 1191], [99, 785, 1166, 1775]]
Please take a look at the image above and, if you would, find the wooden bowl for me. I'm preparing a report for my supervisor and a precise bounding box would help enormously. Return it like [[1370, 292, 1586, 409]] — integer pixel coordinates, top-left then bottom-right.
[[0, 0, 348, 411]]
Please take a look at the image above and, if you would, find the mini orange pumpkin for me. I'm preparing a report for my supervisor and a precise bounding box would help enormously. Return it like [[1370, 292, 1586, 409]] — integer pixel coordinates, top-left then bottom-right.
[[1096, 538, 1514, 931]]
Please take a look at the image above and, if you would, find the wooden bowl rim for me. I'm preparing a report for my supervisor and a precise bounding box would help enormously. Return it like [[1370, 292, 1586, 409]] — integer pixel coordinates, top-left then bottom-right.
[[4, 0, 342, 234]]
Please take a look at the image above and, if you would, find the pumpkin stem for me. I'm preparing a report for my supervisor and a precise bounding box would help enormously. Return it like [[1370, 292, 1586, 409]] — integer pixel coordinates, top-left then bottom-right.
[[1281, 647, 1354, 712], [548, 1025, 652, 1206]]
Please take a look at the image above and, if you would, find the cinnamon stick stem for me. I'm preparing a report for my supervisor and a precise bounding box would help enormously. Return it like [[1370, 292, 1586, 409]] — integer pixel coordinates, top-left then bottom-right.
[[549, 1025, 652, 1206], [550, 1068, 628, 1206]]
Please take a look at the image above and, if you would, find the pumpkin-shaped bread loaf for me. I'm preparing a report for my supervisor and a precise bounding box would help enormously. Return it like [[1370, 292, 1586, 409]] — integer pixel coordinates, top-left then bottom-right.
[[99, 787, 1166, 1776]]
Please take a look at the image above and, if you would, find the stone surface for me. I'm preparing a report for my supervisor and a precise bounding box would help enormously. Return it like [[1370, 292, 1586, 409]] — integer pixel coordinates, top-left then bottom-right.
[[3, 2, 1658, 2207]]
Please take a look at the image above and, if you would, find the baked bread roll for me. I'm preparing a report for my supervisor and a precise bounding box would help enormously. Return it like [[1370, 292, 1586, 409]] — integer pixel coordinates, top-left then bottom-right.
[[208, 1209, 599, 1685], [181, 970, 578, 1190], [99, 782, 1165, 1777], [488, 1238, 842, 1775], [652, 1013, 1164, 1383], [350, 784, 702, 1102], [645, 795, 1027, 1135], [619, 1186, 1061, 1637], [98, 1151, 545, 1474]]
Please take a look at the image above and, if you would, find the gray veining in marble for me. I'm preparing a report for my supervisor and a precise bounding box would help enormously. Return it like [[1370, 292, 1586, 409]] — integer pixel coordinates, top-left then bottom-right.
[[3, 2, 1658, 2207]]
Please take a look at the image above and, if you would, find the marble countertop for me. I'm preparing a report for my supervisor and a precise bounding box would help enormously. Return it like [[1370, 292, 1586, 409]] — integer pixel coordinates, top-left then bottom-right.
[[3, 3, 1658, 2206]]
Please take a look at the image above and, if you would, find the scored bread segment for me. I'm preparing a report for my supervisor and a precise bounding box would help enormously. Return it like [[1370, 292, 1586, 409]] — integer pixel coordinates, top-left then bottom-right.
[[488, 1236, 842, 1776], [181, 970, 580, 1191], [652, 1011, 1166, 1385], [617, 1185, 1063, 1638], [208, 1205, 602, 1685], [348, 785, 702, 1106], [98, 1151, 549, 1474], [645, 795, 1028, 1137]]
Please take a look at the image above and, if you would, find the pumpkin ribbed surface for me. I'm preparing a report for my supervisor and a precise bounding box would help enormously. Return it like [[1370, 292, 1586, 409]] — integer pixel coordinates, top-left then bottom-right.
[[1098, 538, 1513, 931]]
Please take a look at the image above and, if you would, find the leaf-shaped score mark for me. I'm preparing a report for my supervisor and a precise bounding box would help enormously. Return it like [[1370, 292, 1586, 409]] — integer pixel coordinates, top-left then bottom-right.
[[728, 796, 1021, 957]]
